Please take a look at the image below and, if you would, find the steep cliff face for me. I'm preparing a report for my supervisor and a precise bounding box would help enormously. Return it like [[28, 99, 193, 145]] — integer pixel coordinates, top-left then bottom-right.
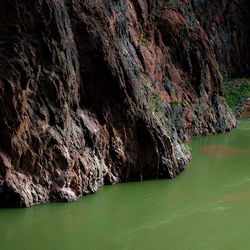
[[0, 0, 245, 207], [192, 0, 250, 77]]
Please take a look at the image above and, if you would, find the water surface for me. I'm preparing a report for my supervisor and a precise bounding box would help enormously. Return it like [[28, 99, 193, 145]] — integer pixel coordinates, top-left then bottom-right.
[[0, 119, 250, 250]]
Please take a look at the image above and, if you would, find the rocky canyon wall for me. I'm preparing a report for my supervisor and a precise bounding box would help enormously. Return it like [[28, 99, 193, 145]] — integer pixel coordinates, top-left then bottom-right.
[[0, 0, 247, 207], [192, 0, 249, 77]]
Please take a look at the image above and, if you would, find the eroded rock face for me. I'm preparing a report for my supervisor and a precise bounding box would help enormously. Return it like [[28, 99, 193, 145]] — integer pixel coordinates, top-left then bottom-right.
[[192, 0, 250, 77], [0, 0, 245, 207]]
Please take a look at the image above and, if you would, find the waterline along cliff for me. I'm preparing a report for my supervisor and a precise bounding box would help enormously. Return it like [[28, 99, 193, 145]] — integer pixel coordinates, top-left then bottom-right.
[[0, 0, 248, 207]]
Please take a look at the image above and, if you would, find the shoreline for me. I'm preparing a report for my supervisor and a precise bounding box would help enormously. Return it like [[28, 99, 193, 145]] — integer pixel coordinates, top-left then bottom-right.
[[239, 102, 250, 118]]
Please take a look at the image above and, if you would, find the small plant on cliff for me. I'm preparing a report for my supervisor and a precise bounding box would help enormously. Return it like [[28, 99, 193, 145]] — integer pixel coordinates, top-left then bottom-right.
[[169, 100, 180, 105], [81, 148, 85, 155], [139, 38, 149, 47], [149, 14, 155, 21], [184, 144, 191, 154], [222, 78, 250, 111]]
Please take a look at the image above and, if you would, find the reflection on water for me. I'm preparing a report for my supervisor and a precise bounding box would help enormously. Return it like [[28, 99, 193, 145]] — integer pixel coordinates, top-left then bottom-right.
[[219, 191, 250, 202], [0, 119, 250, 250], [200, 145, 245, 157]]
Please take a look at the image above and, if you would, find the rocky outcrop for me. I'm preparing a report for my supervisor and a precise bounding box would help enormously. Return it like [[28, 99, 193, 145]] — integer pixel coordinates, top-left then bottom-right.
[[0, 0, 245, 207]]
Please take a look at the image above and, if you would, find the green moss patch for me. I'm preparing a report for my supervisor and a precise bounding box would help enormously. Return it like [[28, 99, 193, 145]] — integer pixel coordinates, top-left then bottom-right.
[[222, 78, 250, 114]]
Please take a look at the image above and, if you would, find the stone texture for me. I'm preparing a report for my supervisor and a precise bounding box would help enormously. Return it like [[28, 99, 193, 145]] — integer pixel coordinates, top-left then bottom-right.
[[0, 0, 247, 207], [192, 0, 250, 77]]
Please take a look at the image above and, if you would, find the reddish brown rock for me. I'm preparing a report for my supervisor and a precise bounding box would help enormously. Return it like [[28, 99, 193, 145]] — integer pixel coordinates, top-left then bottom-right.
[[0, 0, 247, 207]]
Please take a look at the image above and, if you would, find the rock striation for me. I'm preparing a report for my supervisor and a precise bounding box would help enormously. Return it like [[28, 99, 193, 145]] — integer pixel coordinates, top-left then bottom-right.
[[0, 0, 247, 207]]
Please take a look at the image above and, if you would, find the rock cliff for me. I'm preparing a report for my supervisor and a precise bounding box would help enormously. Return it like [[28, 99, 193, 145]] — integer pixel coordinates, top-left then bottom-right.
[[0, 0, 247, 207]]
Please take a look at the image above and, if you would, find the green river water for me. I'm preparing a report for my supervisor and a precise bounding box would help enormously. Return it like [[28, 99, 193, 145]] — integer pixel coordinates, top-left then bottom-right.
[[0, 118, 250, 250]]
